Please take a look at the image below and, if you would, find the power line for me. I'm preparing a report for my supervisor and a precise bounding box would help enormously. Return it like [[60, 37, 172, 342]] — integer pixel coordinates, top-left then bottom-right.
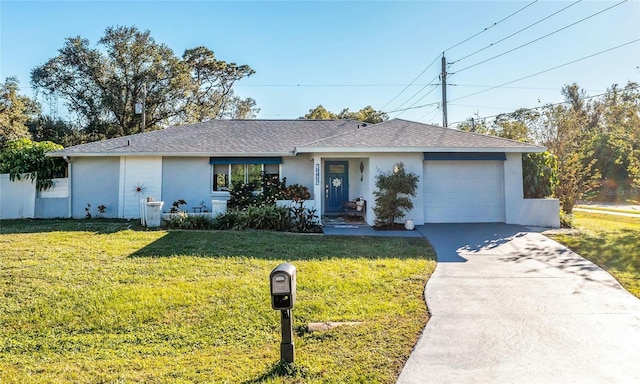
[[448, 83, 640, 127], [382, 1, 538, 113], [449, 38, 640, 103], [235, 83, 437, 87], [386, 74, 440, 115], [395, 83, 441, 118], [385, 101, 440, 114], [449, 84, 604, 92], [450, 0, 582, 65], [449, 103, 515, 111], [444, 0, 539, 52], [380, 54, 440, 110], [451, 0, 629, 75], [416, 105, 441, 122]]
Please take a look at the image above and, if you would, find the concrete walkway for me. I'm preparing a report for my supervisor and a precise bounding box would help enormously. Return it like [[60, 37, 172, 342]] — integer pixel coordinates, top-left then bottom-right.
[[397, 223, 640, 384]]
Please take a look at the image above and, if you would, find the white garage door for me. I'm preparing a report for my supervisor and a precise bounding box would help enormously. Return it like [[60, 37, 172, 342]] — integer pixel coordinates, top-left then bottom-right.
[[423, 161, 505, 223]]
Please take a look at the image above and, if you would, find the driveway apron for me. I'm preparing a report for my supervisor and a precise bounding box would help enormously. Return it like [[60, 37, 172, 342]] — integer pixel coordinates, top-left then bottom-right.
[[397, 223, 640, 383]]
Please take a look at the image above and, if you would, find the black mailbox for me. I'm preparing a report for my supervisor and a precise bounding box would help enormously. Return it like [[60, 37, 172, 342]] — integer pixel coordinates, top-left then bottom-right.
[[270, 263, 296, 310]]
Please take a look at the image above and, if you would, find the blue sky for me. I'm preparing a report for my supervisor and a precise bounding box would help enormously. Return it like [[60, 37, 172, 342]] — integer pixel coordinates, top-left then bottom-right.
[[1, 0, 639, 127]]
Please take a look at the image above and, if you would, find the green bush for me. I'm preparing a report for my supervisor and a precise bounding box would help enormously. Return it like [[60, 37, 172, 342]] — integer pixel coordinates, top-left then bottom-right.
[[228, 181, 258, 209], [211, 206, 291, 231], [0, 138, 66, 190], [559, 210, 573, 228], [373, 162, 419, 228], [163, 213, 214, 230], [289, 200, 321, 233], [281, 183, 311, 201]]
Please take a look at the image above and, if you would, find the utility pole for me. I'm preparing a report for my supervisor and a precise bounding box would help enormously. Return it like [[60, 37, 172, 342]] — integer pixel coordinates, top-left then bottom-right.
[[141, 84, 146, 133], [136, 84, 147, 132], [441, 53, 448, 127]]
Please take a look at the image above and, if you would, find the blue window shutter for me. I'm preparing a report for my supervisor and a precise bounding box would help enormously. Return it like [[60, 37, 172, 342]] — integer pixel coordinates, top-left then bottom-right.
[[209, 157, 283, 165]]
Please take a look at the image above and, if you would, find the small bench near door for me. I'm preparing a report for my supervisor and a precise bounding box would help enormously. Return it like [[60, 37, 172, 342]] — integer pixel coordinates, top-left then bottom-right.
[[343, 200, 366, 221]]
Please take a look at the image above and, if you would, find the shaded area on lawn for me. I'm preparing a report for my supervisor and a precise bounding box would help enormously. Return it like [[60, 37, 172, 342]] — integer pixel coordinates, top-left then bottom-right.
[[0, 218, 143, 235], [130, 229, 433, 261]]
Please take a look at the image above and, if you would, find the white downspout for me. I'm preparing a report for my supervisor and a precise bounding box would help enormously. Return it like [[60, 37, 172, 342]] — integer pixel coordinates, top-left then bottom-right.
[[63, 156, 72, 218]]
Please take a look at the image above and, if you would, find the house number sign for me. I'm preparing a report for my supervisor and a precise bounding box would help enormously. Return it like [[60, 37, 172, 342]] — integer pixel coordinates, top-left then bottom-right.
[[315, 163, 320, 186]]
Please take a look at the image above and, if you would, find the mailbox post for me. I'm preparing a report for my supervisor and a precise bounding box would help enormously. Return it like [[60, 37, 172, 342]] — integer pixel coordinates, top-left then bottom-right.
[[270, 263, 296, 363]]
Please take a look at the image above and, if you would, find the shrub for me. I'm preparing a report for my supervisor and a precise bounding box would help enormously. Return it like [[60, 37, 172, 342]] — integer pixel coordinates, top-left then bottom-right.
[[559, 210, 573, 228], [260, 173, 286, 206], [523, 151, 558, 198], [281, 183, 311, 201], [373, 162, 419, 228], [228, 181, 258, 209], [211, 206, 291, 231], [163, 212, 214, 230], [289, 201, 321, 233], [169, 199, 187, 213], [0, 138, 66, 190]]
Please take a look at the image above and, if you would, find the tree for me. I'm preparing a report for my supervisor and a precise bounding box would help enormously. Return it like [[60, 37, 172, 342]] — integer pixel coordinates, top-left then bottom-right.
[[302, 105, 336, 120], [0, 77, 39, 149], [337, 105, 388, 124], [585, 82, 640, 198], [221, 92, 260, 119], [0, 138, 66, 190], [27, 115, 86, 147], [522, 151, 558, 198], [459, 109, 537, 142], [31, 26, 255, 139], [372, 162, 419, 228], [301, 105, 388, 123], [537, 84, 600, 213], [181, 47, 256, 122]]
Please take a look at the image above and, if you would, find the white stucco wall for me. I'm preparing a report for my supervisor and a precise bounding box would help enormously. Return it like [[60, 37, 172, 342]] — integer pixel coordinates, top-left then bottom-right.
[[71, 157, 120, 218], [281, 155, 314, 197], [0, 174, 36, 219], [162, 157, 211, 211], [504, 153, 560, 228]]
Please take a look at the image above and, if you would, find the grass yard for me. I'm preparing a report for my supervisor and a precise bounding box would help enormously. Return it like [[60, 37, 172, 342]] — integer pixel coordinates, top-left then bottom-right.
[[0, 220, 436, 383], [550, 211, 640, 298]]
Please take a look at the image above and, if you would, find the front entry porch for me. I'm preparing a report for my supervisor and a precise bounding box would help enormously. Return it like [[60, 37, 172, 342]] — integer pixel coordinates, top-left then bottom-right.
[[314, 157, 370, 225]]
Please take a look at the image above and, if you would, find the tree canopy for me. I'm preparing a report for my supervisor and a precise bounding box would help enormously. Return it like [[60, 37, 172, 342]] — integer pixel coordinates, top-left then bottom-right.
[[0, 77, 39, 149], [301, 105, 388, 124], [31, 26, 256, 139], [0, 138, 66, 190], [460, 81, 640, 212]]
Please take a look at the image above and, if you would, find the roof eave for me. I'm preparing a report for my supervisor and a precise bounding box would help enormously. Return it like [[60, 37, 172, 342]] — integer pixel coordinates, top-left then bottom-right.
[[48, 151, 295, 158], [295, 146, 546, 154]]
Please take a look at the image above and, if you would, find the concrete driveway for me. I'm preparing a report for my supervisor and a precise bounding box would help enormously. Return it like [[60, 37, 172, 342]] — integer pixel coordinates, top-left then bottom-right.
[[397, 223, 640, 384]]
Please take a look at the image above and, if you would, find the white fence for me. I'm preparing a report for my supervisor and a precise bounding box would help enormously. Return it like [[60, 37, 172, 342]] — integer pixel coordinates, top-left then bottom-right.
[[0, 174, 69, 219]]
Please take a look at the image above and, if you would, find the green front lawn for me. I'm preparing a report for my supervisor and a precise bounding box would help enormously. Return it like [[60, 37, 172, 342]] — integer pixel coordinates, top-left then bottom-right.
[[550, 212, 640, 297], [0, 220, 435, 383]]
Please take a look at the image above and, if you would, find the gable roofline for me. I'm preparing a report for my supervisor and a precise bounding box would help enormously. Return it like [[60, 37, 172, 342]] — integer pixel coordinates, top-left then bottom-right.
[[48, 118, 545, 157], [295, 118, 545, 153]]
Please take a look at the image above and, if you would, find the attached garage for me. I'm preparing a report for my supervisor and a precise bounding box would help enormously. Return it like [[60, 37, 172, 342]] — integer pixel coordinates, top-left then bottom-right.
[[423, 153, 506, 223]]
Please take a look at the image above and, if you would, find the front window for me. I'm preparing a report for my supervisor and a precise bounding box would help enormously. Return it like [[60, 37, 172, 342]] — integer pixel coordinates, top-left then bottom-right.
[[212, 163, 279, 192]]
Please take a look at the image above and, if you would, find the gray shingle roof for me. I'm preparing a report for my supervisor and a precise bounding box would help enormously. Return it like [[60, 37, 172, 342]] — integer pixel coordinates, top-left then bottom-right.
[[50, 118, 543, 157], [296, 119, 543, 153]]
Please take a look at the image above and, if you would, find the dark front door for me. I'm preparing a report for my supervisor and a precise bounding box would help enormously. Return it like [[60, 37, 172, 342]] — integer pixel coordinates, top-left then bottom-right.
[[324, 161, 349, 214]]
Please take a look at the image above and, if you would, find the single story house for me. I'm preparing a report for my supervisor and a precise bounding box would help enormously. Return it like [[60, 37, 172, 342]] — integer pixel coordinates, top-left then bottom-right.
[[45, 118, 559, 227]]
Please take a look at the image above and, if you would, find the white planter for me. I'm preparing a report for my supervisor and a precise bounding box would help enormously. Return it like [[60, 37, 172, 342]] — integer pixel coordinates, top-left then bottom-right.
[[211, 200, 228, 217], [145, 201, 164, 228], [404, 219, 415, 230]]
